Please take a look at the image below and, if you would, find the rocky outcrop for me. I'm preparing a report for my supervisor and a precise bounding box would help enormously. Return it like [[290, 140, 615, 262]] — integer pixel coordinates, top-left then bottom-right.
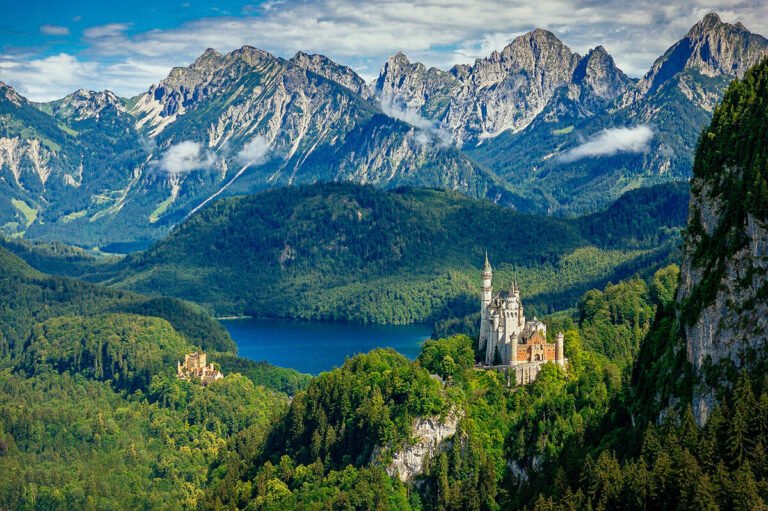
[[627, 13, 768, 109], [678, 181, 768, 425], [384, 413, 460, 482], [48, 89, 126, 122], [676, 57, 768, 426], [290, 51, 373, 100], [375, 31, 631, 144]]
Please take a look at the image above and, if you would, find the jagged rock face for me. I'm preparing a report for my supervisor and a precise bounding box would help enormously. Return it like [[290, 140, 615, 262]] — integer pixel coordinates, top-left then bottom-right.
[[290, 51, 373, 100], [630, 13, 768, 108], [0, 137, 52, 187], [375, 52, 459, 116], [678, 183, 768, 425], [375, 30, 632, 144], [48, 89, 126, 122], [385, 413, 460, 482], [676, 58, 768, 426], [0, 81, 25, 106], [131, 46, 280, 135], [573, 46, 632, 103]]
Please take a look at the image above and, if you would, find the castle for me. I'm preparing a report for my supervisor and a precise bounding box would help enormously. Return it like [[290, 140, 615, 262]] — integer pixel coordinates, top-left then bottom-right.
[[478, 254, 566, 385], [177, 351, 223, 385]]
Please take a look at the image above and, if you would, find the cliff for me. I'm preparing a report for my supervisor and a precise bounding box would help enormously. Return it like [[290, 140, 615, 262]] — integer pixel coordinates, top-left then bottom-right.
[[677, 57, 768, 425], [385, 413, 460, 482]]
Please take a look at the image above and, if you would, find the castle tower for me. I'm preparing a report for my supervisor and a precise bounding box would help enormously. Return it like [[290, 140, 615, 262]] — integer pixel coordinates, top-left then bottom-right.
[[479, 252, 493, 353], [556, 332, 565, 367]]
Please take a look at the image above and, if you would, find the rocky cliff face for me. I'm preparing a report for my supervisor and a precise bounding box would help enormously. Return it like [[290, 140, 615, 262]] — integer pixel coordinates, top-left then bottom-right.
[[290, 51, 373, 100], [629, 13, 768, 110], [384, 413, 460, 482], [375, 30, 631, 145], [676, 57, 768, 426], [47, 89, 127, 122]]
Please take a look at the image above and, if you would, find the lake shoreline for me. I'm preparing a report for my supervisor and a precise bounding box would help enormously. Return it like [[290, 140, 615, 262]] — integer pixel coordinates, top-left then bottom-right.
[[221, 317, 432, 375]]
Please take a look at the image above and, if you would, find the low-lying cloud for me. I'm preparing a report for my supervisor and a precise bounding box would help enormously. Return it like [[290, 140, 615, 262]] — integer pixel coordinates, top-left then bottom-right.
[[560, 125, 653, 162], [380, 100, 452, 147], [236, 136, 271, 166], [154, 140, 215, 174]]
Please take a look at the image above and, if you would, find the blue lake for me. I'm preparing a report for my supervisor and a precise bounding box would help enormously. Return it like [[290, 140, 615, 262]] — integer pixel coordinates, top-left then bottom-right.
[[221, 317, 432, 375]]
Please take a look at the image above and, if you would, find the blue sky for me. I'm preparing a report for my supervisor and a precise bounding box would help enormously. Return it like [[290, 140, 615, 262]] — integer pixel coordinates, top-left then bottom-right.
[[2, 0, 767, 101]]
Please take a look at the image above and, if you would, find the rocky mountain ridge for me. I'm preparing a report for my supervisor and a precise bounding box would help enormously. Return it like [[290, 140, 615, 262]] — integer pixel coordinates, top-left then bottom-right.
[[0, 13, 765, 247], [375, 29, 633, 145]]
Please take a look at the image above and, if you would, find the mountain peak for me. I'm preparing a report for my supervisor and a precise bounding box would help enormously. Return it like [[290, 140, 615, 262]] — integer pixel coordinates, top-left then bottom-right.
[[699, 12, 722, 27], [190, 48, 221, 68], [636, 13, 768, 98], [0, 81, 26, 106], [572, 45, 631, 101], [289, 51, 372, 99], [389, 51, 411, 65]]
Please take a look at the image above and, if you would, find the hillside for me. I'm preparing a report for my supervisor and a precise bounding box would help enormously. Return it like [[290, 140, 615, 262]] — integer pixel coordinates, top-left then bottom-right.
[[104, 182, 687, 324], [0, 241, 317, 508]]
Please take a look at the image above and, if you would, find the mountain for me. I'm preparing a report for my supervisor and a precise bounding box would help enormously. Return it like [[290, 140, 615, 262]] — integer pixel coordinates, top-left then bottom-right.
[[0, 81, 146, 243], [96, 182, 686, 325], [0, 13, 764, 246], [375, 30, 631, 145], [0, 244, 234, 355], [631, 13, 768, 104], [385, 14, 768, 215], [18, 46, 499, 247], [492, 57, 768, 511]]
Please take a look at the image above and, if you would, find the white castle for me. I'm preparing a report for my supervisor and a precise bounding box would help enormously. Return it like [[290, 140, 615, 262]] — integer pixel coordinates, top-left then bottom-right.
[[479, 253, 566, 385]]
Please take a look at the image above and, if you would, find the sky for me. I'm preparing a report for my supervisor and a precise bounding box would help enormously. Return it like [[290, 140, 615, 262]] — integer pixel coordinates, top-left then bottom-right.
[[1, 0, 767, 102]]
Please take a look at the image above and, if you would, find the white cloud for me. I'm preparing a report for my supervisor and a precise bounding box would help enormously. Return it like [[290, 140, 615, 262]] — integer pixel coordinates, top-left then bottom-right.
[[236, 136, 271, 166], [83, 23, 131, 39], [154, 141, 215, 175], [380, 100, 452, 147], [560, 126, 654, 162], [0, 53, 97, 101], [40, 25, 70, 36]]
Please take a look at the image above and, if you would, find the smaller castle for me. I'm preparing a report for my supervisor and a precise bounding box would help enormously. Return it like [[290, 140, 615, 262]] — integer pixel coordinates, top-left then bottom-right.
[[478, 254, 566, 385], [177, 351, 223, 385]]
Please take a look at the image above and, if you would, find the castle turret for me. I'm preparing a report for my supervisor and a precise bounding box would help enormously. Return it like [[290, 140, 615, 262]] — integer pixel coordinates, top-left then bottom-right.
[[482, 252, 492, 301], [479, 252, 493, 353], [556, 332, 565, 367]]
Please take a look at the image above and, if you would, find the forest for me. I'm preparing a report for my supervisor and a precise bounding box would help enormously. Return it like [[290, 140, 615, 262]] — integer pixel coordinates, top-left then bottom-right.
[[3, 180, 685, 327]]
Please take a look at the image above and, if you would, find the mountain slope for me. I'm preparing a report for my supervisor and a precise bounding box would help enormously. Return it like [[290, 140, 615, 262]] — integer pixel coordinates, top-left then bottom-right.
[[0, 245, 234, 354], [677, 56, 768, 425], [446, 14, 768, 214], [502, 57, 768, 511], [21, 47, 501, 246], [102, 182, 686, 324], [0, 13, 763, 244]]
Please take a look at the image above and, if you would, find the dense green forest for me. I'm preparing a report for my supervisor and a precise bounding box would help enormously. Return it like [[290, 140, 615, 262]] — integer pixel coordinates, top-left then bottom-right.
[[56, 181, 686, 326], [0, 246, 311, 508], [202, 264, 679, 510], [6, 58, 768, 510], [503, 56, 768, 511]]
